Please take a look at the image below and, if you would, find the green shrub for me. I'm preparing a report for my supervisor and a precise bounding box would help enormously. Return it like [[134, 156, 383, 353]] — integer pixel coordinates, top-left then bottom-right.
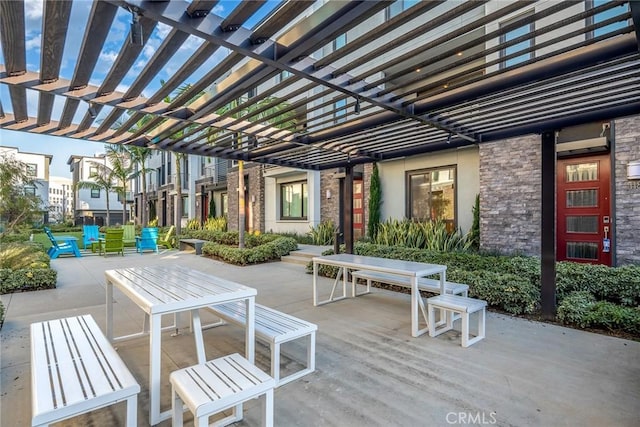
[[308, 220, 338, 245], [372, 219, 473, 252], [202, 237, 297, 265], [186, 218, 200, 230], [0, 268, 57, 294], [203, 216, 227, 232], [0, 242, 50, 269], [447, 269, 539, 315], [0, 300, 4, 328], [0, 231, 30, 243], [557, 291, 597, 326]]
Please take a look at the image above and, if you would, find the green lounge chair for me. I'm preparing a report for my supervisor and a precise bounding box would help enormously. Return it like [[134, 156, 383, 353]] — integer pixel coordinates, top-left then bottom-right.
[[98, 229, 124, 256], [157, 225, 175, 249], [122, 224, 136, 247]]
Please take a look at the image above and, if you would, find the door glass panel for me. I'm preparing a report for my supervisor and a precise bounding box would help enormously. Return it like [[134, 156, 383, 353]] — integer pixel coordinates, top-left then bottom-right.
[[354, 199, 362, 209], [354, 182, 362, 194], [354, 213, 362, 224], [567, 242, 599, 260], [566, 163, 598, 182], [566, 189, 598, 207], [567, 216, 598, 233]]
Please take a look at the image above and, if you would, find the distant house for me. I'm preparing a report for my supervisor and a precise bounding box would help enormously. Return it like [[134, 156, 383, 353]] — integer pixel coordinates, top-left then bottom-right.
[[48, 176, 73, 224], [0, 145, 52, 225]]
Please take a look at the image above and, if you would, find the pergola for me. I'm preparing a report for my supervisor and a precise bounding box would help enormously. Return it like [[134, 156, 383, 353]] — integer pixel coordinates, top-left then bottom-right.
[[1, 0, 639, 314]]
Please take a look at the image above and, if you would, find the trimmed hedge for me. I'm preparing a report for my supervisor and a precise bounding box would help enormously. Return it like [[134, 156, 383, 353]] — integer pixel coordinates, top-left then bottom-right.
[[202, 237, 298, 265], [0, 301, 4, 329], [179, 230, 281, 248], [0, 268, 57, 294], [558, 291, 640, 335], [0, 241, 57, 294]]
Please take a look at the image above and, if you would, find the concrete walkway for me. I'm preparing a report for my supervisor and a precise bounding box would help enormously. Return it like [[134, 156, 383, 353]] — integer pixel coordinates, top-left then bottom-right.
[[1, 248, 638, 426]]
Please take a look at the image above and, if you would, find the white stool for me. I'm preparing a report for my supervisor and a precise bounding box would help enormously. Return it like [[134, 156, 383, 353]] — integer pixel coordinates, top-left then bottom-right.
[[427, 294, 487, 347], [170, 353, 275, 427]]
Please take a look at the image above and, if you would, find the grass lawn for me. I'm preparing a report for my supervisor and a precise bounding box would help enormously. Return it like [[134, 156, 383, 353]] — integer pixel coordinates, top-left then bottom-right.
[[32, 231, 83, 250]]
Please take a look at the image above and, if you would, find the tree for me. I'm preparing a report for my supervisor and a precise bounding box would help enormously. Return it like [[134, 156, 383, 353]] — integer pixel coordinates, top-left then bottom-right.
[[367, 162, 382, 239], [127, 146, 153, 226], [0, 153, 43, 236], [76, 161, 117, 226], [105, 146, 134, 224]]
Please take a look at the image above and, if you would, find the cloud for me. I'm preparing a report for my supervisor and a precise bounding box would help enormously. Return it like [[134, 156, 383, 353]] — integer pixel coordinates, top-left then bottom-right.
[[26, 34, 42, 51], [99, 51, 119, 63], [156, 22, 172, 39], [24, 0, 43, 20]]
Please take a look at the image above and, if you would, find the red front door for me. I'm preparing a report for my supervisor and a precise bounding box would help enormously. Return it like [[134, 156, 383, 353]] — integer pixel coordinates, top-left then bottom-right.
[[557, 154, 611, 266], [353, 179, 364, 240]]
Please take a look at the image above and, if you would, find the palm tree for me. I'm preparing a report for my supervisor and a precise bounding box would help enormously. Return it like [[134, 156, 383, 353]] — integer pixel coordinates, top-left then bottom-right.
[[106, 146, 134, 225], [127, 146, 153, 226], [76, 161, 116, 226]]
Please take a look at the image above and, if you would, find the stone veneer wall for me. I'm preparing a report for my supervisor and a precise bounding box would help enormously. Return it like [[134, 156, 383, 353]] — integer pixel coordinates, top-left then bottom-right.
[[227, 163, 265, 233], [479, 135, 542, 256], [613, 116, 640, 265], [320, 170, 341, 227]]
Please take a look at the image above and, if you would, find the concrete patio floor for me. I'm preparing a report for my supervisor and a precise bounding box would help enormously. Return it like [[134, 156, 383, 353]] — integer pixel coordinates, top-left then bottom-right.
[[1, 247, 638, 427]]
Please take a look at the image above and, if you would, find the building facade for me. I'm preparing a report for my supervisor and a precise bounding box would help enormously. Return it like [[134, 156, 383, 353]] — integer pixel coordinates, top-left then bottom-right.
[[0, 145, 51, 224], [48, 176, 73, 224]]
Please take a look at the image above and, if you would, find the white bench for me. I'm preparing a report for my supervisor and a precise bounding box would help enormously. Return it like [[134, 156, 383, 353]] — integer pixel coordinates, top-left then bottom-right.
[[170, 353, 275, 427], [427, 294, 487, 347], [30, 315, 140, 427], [350, 269, 469, 297], [179, 238, 208, 255], [206, 302, 317, 386]]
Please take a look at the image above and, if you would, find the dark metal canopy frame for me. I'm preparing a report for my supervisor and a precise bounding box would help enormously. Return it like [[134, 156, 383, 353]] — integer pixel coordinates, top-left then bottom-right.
[[1, 0, 639, 316]]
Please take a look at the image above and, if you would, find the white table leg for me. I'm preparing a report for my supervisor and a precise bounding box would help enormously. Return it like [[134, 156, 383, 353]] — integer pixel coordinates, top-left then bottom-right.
[[313, 261, 318, 306], [149, 313, 162, 425], [440, 269, 447, 295], [106, 280, 113, 341], [411, 276, 418, 337], [191, 309, 206, 363], [246, 297, 255, 364]]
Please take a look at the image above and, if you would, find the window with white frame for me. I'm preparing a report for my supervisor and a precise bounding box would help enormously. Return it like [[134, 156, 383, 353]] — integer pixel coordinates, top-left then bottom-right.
[[89, 166, 98, 177], [91, 189, 100, 198], [280, 181, 308, 220], [406, 166, 456, 230], [24, 186, 36, 196], [500, 13, 534, 69]]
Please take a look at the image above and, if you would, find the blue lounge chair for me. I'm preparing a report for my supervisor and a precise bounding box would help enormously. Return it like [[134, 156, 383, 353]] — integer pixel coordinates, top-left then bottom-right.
[[82, 225, 101, 249], [44, 227, 81, 259], [136, 227, 159, 253]]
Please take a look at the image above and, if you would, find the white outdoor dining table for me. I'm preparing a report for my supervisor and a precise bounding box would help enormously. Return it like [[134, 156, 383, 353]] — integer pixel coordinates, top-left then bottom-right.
[[312, 253, 447, 338], [104, 265, 257, 426]]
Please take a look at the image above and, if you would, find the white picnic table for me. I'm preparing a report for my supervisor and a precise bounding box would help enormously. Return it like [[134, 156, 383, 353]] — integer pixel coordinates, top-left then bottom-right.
[[104, 265, 257, 425], [312, 253, 446, 337]]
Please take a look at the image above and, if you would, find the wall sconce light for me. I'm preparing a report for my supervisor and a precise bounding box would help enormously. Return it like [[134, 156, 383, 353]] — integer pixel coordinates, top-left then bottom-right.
[[87, 102, 97, 118], [130, 8, 144, 46], [354, 98, 360, 115], [446, 132, 452, 144], [251, 195, 256, 203], [628, 161, 640, 180], [326, 189, 331, 199]]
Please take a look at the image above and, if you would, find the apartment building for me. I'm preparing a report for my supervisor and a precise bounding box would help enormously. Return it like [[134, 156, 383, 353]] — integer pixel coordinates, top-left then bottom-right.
[[48, 176, 73, 224], [67, 154, 126, 226], [0, 145, 51, 224]]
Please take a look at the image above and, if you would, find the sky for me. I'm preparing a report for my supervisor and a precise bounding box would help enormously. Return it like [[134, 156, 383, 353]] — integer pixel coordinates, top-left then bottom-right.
[[0, 0, 283, 177]]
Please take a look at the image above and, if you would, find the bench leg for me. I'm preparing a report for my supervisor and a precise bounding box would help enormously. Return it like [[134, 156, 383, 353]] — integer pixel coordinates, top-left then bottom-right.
[[462, 308, 486, 348], [271, 342, 280, 385], [427, 305, 455, 338], [351, 277, 371, 297], [172, 386, 184, 427], [126, 394, 138, 427], [263, 389, 274, 427]]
